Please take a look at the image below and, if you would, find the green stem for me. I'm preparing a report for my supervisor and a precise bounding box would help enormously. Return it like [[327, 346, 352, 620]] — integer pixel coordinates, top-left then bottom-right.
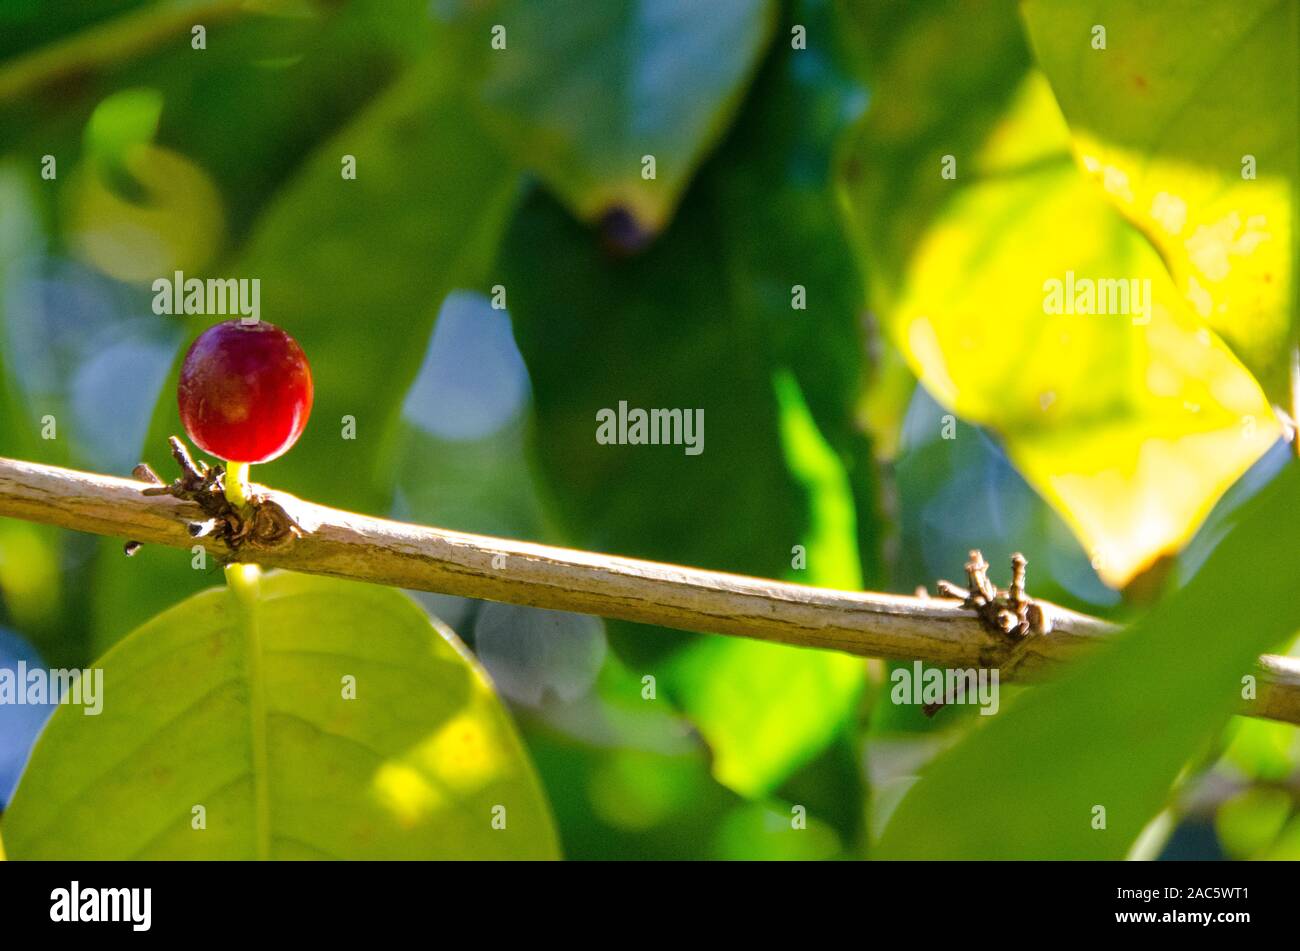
[[0, 0, 247, 102], [225, 461, 251, 510]]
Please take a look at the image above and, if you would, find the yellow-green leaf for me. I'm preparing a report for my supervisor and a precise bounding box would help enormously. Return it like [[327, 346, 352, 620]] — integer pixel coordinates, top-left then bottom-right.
[[5, 572, 559, 859], [839, 4, 1279, 586]]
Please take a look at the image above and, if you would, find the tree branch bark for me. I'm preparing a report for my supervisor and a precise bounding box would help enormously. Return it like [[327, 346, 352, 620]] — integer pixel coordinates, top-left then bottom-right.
[[2, 454, 1298, 725]]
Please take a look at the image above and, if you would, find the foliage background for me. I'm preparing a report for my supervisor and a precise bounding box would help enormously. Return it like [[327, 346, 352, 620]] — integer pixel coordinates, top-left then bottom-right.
[[0, 0, 1296, 859]]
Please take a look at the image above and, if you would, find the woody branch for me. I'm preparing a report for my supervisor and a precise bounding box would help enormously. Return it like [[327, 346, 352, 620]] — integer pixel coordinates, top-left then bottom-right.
[[0, 454, 1297, 726]]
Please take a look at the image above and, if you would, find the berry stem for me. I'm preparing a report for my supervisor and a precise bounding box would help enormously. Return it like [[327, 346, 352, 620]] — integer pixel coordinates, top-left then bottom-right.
[[225, 460, 251, 510]]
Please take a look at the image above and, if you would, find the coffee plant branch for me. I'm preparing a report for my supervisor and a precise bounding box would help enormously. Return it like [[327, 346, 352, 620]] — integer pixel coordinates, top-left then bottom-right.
[[1, 453, 1297, 726]]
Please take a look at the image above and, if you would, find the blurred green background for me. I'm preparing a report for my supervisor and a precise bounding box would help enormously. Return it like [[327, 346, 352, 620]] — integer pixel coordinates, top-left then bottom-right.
[[0, 0, 1297, 859]]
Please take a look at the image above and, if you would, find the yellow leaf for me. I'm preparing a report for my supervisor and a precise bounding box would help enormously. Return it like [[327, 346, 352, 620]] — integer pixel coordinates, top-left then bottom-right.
[[1023, 0, 1298, 404]]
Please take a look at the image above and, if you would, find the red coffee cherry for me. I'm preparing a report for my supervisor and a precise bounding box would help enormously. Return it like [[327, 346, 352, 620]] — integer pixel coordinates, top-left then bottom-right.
[[177, 320, 313, 464]]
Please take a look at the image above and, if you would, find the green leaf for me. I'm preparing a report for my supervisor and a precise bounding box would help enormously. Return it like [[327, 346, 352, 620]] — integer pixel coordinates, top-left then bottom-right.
[[839, 2, 1279, 587], [497, 4, 874, 795], [712, 801, 842, 860], [665, 370, 865, 797], [500, 0, 871, 634], [667, 637, 863, 798], [454, 0, 778, 234], [5, 571, 559, 859], [502, 186, 804, 646], [875, 461, 1300, 860], [1022, 0, 1299, 404]]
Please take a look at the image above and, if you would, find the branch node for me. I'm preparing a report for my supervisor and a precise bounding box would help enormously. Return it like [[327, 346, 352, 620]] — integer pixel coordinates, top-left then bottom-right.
[[129, 436, 304, 558], [926, 550, 1054, 717]]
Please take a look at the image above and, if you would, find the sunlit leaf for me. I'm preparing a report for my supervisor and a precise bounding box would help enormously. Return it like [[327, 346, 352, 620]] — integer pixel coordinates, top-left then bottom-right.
[[0, 520, 61, 632], [5, 572, 559, 859], [83, 86, 162, 172], [1220, 715, 1299, 783], [1022, 0, 1299, 404], [839, 2, 1279, 586], [875, 461, 1300, 859], [1266, 816, 1300, 859], [1216, 786, 1291, 859], [450, 0, 778, 235]]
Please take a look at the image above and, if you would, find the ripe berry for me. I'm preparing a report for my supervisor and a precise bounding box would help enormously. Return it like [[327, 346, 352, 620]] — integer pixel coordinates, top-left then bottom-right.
[[177, 320, 313, 464]]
